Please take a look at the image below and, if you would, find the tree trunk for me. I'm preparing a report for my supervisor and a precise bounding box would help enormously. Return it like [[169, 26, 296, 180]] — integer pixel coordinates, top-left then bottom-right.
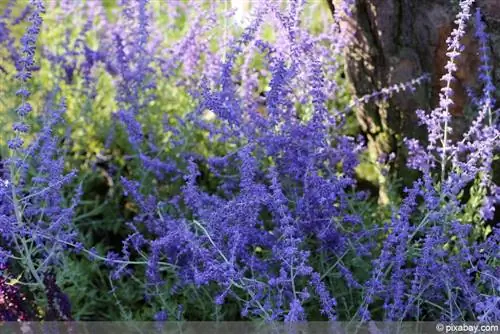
[[333, 0, 499, 202]]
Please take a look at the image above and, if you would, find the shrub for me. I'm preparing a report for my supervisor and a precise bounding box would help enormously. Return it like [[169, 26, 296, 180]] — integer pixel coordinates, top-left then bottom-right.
[[0, 0, 497, 322]]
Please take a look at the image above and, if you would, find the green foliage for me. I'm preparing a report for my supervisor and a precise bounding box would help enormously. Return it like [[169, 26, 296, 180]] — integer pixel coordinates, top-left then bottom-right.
[[2, 0, 493, 322]]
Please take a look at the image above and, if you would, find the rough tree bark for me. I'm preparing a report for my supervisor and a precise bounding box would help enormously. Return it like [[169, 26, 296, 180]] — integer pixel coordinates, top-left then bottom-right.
[[332, 0, 499, 202]]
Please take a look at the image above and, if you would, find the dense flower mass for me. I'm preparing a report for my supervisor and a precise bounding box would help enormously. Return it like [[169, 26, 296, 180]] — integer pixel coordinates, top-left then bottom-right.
[[0, 267, 34, 321], [0, 0, 498, 322]]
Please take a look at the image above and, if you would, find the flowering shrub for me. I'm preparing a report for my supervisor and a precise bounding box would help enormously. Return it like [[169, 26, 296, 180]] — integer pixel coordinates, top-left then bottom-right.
[[0, 0, 498, 322]]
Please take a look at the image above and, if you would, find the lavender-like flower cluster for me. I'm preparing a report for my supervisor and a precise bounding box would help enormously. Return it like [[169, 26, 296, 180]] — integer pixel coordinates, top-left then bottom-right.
[[1, 0, 80, 307], [0, 0, 497, 322]]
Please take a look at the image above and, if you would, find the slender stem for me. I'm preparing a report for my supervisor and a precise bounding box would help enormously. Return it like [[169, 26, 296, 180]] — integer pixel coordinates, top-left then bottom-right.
[[10, 165, 44, 288]]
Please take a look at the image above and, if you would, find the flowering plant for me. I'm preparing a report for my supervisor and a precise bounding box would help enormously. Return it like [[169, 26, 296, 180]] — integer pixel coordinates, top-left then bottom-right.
[[0, 0, 497, 322]]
